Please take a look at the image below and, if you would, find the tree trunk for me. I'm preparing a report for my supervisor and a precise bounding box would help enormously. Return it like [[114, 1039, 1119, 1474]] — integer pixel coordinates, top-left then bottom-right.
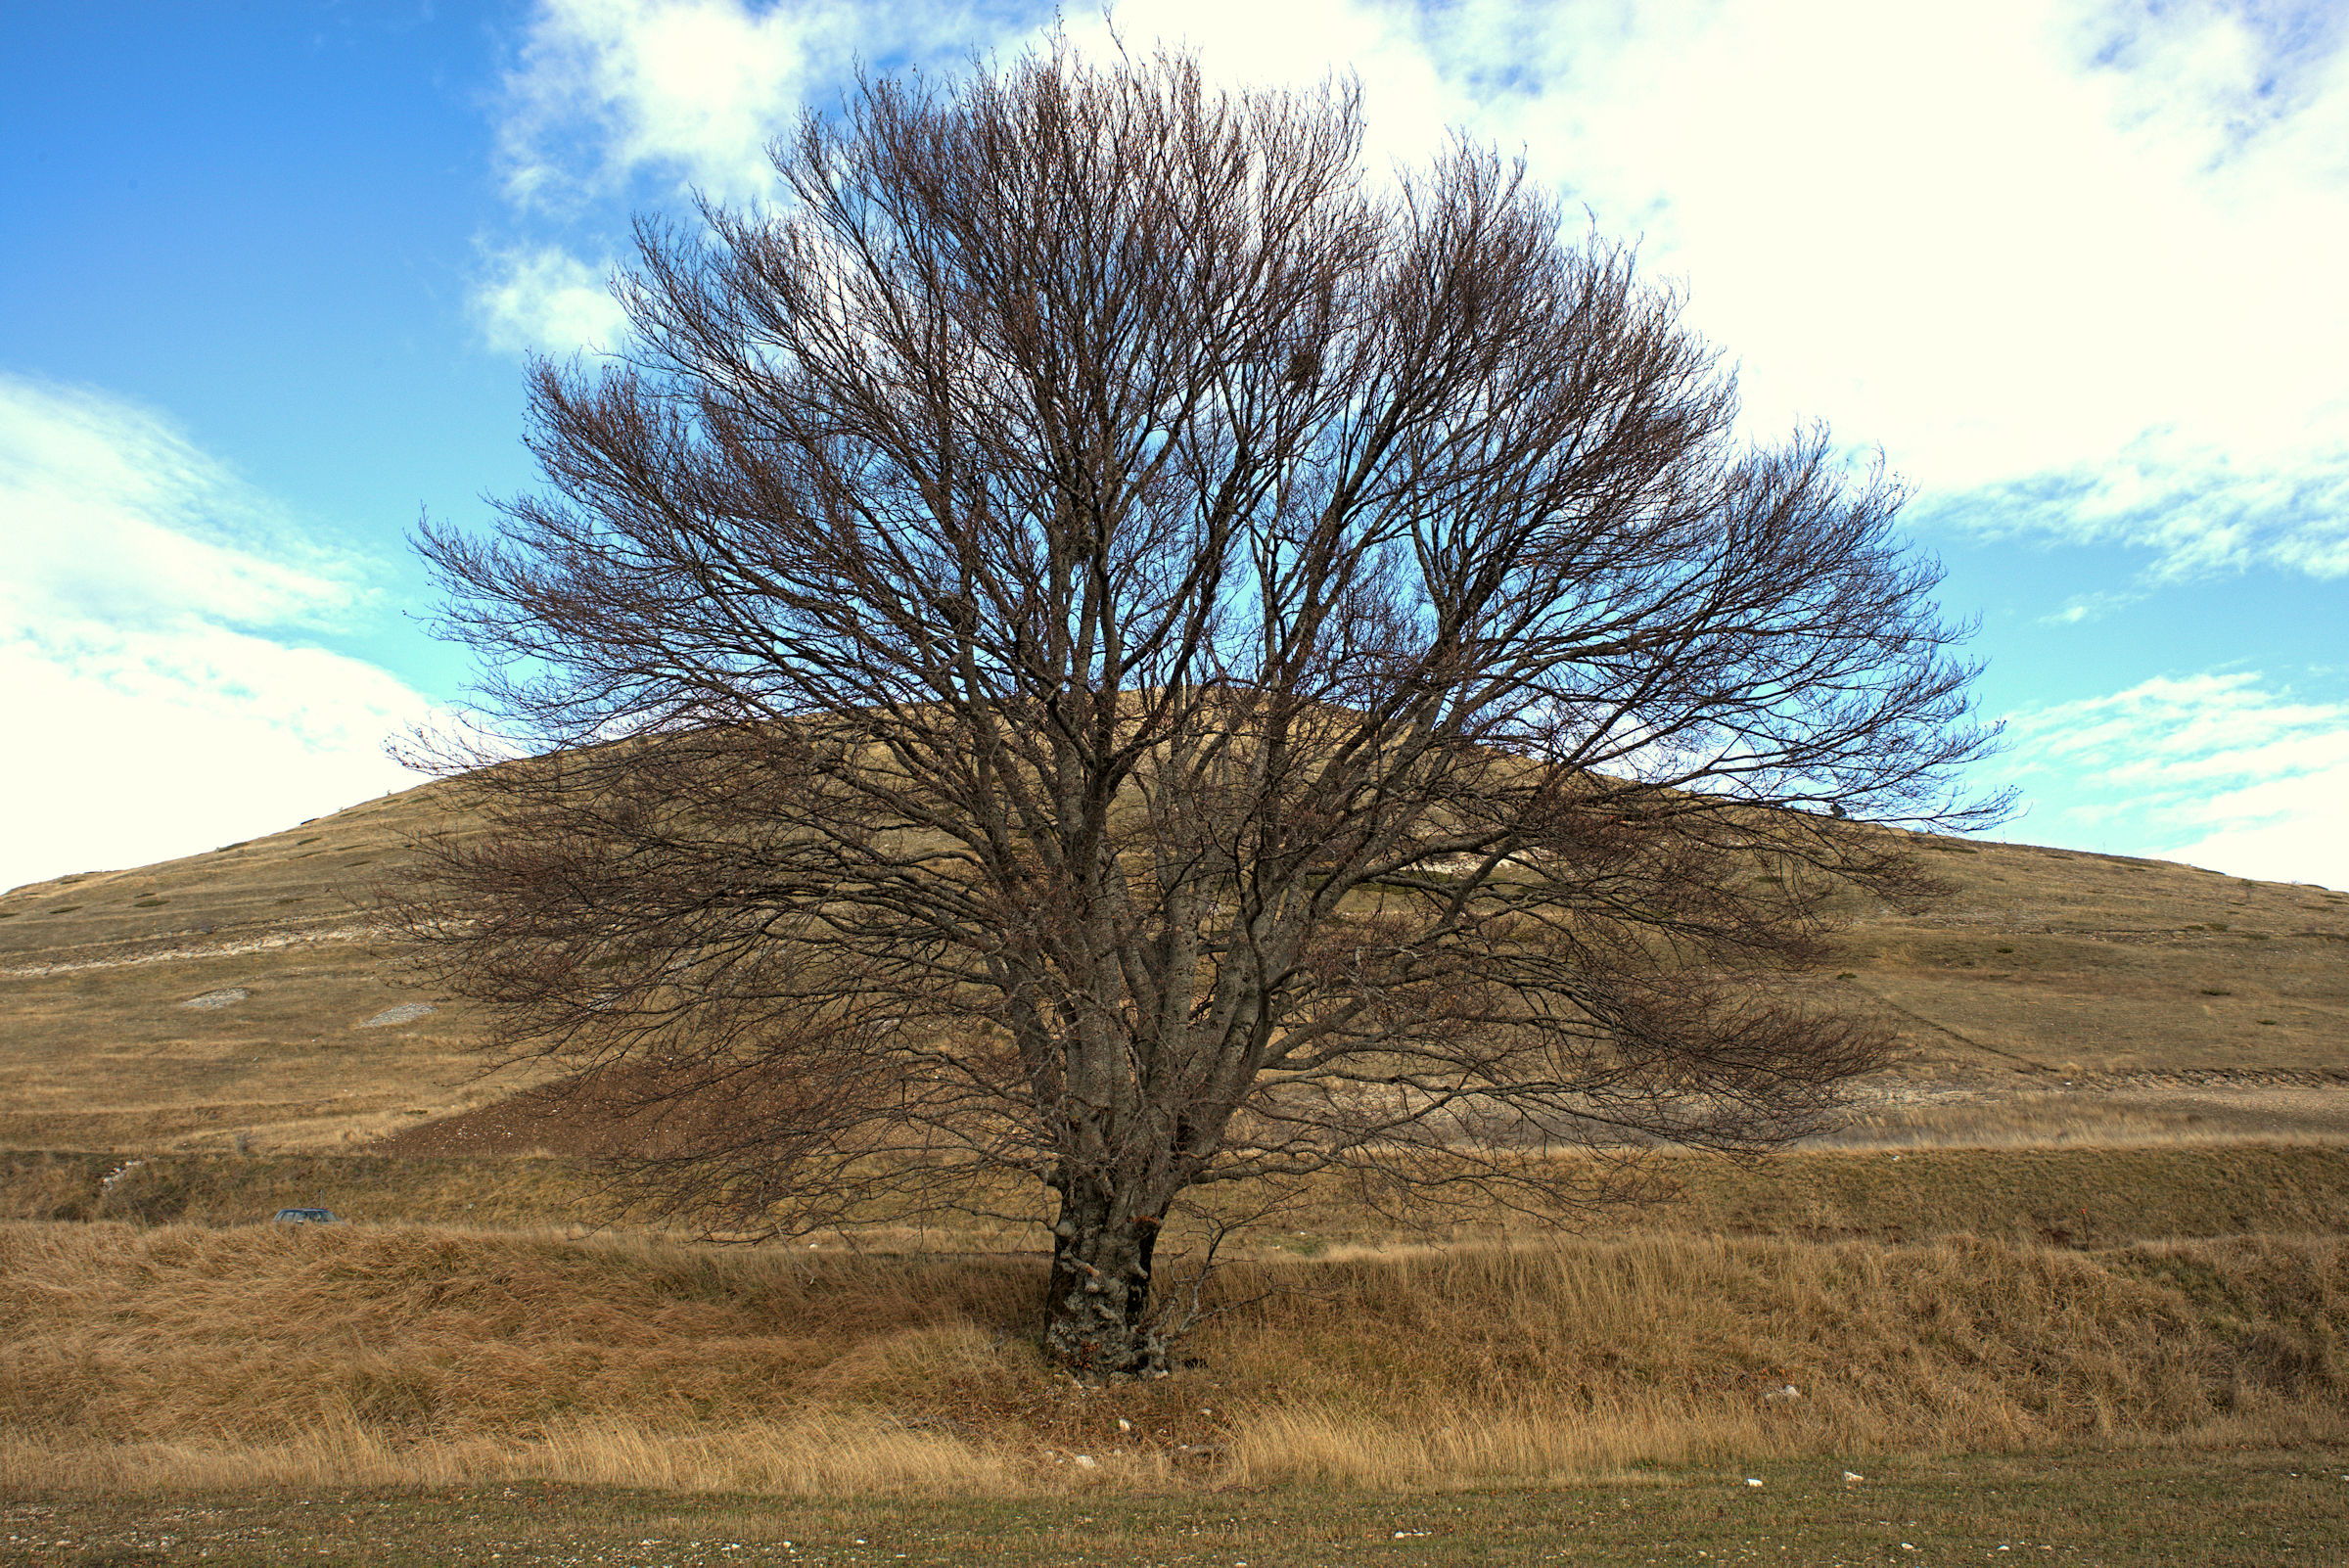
[[1042, 1177, 1167, 1377]]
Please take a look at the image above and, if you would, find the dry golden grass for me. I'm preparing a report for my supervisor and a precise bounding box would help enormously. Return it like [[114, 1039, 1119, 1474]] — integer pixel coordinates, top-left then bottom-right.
[[4, 1220, 2341, 1497], [7, 777, 2345, 1515], [1206, 1235, 2349, 1485], [0, 780, 533, 1155], [1825, 836, 2349, 1083], [0, 1415, 1035, 1497], [1646, 1142, 2349, 1246], [0, 1149, 605, 1230]]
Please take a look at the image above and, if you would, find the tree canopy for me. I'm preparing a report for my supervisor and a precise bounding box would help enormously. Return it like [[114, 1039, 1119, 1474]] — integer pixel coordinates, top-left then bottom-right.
[[404, 45, 2002, 1375]]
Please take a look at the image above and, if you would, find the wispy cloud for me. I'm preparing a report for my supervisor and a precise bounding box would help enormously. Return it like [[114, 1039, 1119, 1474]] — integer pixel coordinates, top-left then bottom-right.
[[1, 378, 365, 628], [1917, 432, 2349, 582], [2039, 586, 2146, 625], [0, 376, 435, 891], [1994, 669, 2349, 888]]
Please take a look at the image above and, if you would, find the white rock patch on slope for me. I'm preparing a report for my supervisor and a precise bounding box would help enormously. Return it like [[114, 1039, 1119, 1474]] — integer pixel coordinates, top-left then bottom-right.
[[358, 1003, 434, 1028]]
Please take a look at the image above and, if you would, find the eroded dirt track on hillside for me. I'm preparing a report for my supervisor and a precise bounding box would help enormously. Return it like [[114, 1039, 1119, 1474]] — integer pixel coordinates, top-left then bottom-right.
[[1819, 1068, 2349, 1148], [0, 920, 372, 979]]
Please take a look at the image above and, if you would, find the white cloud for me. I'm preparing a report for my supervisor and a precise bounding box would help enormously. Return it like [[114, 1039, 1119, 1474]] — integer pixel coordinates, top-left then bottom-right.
[[1060, 0, 1459, 174], [498, 0, 806, 207], [1994, 670, 2349, 888], [474, 245, 631, 355], [481, 0, 1036, 352], [1440, 0, 2349, 580], [496, 0, 995, 208], [0, 376, 437, 892], [485, 0, 2349, 576], [498, 0, 1462, 208]]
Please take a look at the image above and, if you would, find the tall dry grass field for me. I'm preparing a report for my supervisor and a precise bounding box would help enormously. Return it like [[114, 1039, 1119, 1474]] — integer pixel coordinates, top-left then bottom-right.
[[4, 1221, 2340, 1497]]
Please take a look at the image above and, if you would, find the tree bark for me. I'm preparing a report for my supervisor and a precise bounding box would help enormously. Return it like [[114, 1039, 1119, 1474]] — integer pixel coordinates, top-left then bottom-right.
[[1042, 1176, 1167, 1377]]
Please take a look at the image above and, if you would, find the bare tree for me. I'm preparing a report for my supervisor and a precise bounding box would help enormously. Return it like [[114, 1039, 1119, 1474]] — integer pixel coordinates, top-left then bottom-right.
[[402, 45, 2002, 1376]]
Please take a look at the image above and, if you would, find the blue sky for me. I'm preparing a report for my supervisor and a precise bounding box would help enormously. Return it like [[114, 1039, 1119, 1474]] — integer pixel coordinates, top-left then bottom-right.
[[3, 0, 2345, 893]]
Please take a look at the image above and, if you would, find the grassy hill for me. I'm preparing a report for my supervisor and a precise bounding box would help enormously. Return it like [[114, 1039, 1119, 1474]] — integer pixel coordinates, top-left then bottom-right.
[[5, 784, 2347, 1516], [2, 779, 2343, 1160]]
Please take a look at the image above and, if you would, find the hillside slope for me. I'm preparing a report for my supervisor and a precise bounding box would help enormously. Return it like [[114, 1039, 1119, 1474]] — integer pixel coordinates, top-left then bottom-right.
[[3, 780, 2343, 1154], [0, 783, 517, 1153]]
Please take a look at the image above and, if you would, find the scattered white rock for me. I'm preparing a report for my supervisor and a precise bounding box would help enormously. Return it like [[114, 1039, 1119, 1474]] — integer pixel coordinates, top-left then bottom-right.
[[180, 989, 249, 1009], [1072, 1453, 1097, 1468], [358, 1003, 435, 1028], [1764, 1383, 1802, 1403]]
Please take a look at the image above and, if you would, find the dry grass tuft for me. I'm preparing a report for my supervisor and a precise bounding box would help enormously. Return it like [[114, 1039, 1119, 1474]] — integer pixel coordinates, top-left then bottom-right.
[[1211, 1234, 2348, 1485], [0, 1414, 1028, 1496], [3, 1221, 2342, 1495]]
